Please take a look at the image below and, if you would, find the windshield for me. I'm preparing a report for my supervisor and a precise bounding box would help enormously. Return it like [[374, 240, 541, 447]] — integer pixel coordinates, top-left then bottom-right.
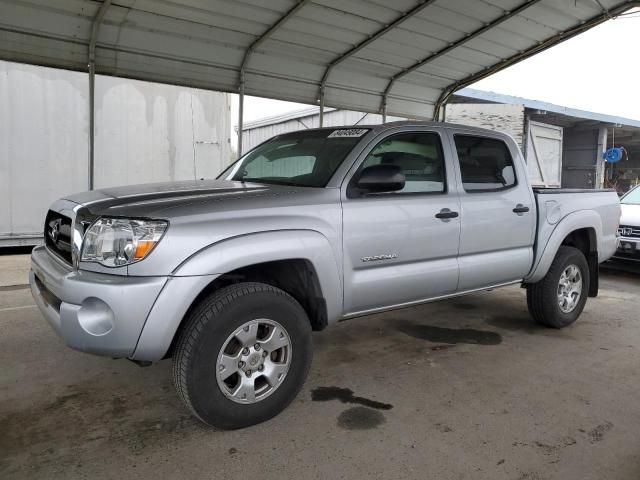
[[621, 186, 640, 205], [219, 128, 369, 187]]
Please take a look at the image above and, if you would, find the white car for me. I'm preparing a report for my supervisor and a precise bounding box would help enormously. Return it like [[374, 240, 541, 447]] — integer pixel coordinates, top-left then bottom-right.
[[616, 185, 640, 261]]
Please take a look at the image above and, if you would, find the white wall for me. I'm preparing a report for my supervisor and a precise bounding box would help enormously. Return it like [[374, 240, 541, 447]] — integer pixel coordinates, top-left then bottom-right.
[[0, 61, 231, 243], [0, 61, 89, 240], [94, 76, 232, 188]]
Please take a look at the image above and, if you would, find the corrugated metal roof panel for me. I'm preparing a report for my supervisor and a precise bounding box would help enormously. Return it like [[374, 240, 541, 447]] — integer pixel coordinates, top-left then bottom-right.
[[0, 0, 635, 120]]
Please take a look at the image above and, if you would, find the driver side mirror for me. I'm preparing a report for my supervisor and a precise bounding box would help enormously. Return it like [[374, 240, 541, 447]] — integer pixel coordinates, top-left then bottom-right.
[[350, 164, 405, 197]]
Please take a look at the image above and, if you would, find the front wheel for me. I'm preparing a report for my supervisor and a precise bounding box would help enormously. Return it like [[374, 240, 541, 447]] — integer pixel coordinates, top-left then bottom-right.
[[172, 282, 312, 429], [526, 246, 590, 328]]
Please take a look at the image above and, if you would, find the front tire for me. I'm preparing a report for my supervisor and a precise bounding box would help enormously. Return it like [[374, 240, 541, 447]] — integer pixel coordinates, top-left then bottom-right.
[[173, 282, 312, 429], [526, 246, 590, 328]]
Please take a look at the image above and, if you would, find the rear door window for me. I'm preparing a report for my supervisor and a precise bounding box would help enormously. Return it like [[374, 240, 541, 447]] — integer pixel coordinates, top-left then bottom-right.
[[454, 135, 516, 192]]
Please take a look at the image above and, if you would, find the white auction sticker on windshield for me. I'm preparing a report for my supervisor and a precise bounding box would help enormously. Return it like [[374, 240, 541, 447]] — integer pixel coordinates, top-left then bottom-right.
[[327, 129, 368, 138]]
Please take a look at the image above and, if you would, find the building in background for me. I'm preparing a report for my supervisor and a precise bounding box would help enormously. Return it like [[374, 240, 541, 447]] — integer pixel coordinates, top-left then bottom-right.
[[241, 88, 640, 193], [0, 61, 232, 246]]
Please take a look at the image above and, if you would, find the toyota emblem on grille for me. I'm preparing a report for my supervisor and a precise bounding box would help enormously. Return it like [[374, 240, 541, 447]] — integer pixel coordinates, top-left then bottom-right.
[[49, 219, 61, 243]]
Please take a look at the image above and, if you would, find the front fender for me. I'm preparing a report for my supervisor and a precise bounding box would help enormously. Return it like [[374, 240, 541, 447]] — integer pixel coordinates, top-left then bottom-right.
[[173, 230, 343, 317], [132, 230, 342, 361], [525, 210, 603, 283]]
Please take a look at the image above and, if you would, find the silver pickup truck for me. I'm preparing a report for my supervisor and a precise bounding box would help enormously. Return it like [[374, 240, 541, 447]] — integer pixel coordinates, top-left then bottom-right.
[[30, 121, 620, 429]]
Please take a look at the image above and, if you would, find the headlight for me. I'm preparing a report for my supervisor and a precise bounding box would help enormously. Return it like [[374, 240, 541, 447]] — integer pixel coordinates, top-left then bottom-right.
[[81, 217, 168, 267]]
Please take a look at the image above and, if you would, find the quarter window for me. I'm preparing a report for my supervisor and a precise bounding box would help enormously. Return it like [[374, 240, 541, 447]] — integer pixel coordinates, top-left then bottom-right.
[[360, 132, 446, 194], [454, 135, 516, 192]]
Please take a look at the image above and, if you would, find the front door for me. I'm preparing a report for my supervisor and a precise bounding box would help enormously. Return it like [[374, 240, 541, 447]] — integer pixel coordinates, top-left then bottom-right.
[[341, 130, 461, 315]]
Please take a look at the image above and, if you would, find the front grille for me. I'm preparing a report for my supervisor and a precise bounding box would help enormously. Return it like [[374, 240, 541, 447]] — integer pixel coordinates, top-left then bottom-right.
[[618, 225, 640, 239], [44, 210, 73, 264]]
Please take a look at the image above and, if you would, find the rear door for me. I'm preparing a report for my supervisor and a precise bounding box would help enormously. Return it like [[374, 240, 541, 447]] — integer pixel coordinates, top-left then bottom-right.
[[341, 128, 461, 315], [448, 129, 536, 291]]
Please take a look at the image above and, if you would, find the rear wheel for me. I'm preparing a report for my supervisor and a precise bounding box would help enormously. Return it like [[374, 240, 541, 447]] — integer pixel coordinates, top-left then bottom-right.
[[173, 282, 312, 429], [526, 246, 589, 328]]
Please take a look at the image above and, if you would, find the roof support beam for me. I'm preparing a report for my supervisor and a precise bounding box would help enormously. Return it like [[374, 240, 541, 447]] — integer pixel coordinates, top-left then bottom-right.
[[318, 0, 438, 126], [432, 0, 640, 121], [88, 0, 112, 190], [381, 0, 543, 119], [237, 0, 311, 156]]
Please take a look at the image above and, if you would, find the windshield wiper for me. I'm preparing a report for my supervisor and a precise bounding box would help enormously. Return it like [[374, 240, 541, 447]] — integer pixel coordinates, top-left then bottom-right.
[[239, 178, 305, 187]]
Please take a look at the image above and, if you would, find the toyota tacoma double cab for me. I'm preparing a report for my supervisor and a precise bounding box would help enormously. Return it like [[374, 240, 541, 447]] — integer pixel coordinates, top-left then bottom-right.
[[30, 121, 620, 429]]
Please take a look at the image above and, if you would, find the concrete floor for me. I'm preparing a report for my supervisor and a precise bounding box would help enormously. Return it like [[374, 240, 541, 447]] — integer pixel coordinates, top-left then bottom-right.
[[0, 253, 30, 288], [1, 258, 639, 480]]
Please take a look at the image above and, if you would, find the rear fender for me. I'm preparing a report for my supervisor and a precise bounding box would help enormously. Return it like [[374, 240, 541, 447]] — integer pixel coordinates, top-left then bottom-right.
[[526, 210, 602, 284]]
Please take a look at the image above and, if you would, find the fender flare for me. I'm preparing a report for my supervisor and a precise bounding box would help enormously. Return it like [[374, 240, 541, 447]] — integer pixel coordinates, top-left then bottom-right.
[[132, 230, 342, 361], [173, 230, 342, 314], [525, 210, 602, 284]]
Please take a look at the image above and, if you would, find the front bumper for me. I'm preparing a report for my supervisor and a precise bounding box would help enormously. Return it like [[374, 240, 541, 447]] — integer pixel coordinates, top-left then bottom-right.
[[29, 246, 167, 358], [614, 236, 640, 260]]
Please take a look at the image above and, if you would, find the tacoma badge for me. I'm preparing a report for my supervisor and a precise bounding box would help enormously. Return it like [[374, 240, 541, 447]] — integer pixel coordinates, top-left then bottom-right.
[[361, 253, 399, 262]]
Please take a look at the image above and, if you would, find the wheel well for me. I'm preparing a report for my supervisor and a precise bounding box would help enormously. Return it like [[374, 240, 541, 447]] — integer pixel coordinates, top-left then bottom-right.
[[561, 228, 595, 257], [165, 259, 328, 358], [560, 227, 598, 297]]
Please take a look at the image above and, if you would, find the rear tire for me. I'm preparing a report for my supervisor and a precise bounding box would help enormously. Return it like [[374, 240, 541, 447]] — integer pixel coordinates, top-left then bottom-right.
[[173, 282, 312, 429], [526, 246, 589, 329]]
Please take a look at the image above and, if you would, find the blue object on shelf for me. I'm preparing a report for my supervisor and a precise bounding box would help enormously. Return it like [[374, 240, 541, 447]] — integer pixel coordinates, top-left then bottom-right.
[[603, 147, 624, 163]]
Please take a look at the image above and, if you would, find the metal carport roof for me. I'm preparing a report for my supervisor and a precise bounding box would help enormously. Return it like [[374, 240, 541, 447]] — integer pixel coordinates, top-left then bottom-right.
[[0, 0, 637, 158]]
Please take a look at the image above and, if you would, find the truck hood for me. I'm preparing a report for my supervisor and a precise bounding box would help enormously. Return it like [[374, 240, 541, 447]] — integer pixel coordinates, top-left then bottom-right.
[[620, 203, 640, 226], [62, 179, 325, 218]]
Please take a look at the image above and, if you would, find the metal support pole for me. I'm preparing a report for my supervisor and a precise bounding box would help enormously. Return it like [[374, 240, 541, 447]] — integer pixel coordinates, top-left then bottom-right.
[[596, 126, 608, 189], [238, 73, 245, 158], [319, 86, 325, 127], [88, 62, 96, 190], [381, 95, 387, 124], [88, 0, 112, 190], [432, 87, 453, 121], [434, 97, 448, 122]]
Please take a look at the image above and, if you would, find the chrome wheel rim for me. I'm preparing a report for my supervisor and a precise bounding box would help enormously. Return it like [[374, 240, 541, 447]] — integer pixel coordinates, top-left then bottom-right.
[[216, 319, 292, 404], [557, 264, 583, 314]]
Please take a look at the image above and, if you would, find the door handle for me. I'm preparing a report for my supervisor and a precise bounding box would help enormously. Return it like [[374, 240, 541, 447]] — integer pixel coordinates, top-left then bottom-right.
[[512, 204, 530, 214], [435, 209, 459, 220]]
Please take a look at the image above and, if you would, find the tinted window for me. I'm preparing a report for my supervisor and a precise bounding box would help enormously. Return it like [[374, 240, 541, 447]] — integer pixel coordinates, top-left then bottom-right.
[[221, 128, 368, 187], [454, 135, 516, 192], [360, 132, 446, 193]]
